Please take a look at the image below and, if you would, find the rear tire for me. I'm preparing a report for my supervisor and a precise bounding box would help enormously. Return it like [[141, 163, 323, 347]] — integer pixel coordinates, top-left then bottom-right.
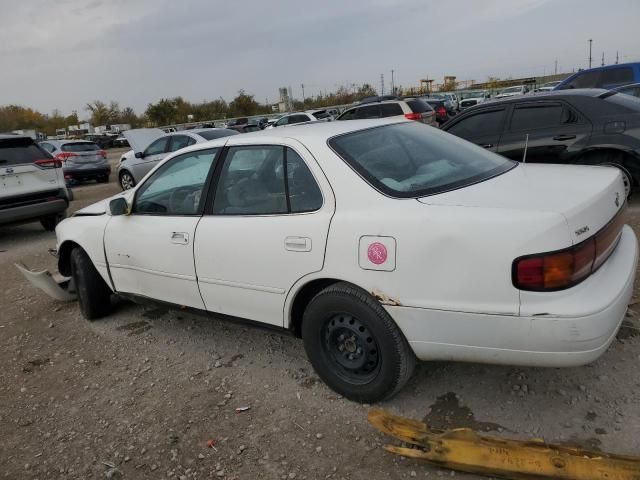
[[70, 247, 112, 320], [119, 171, 135, 190], [577, 151, 634, 199], [40, 213, 66, 232], [301, 282, 415, 403]]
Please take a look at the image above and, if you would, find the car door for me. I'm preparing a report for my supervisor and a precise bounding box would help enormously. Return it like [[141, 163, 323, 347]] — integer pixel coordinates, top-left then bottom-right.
[[194, 141, 334, 326], [130, 136, 170, 181], [443, 107, 507, 152], [104, 147, 220, 308], [497, 101, 590, 164]]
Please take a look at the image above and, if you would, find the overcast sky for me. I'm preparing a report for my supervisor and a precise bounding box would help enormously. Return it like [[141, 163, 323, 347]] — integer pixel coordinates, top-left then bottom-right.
[[1, 0, 638, 117]]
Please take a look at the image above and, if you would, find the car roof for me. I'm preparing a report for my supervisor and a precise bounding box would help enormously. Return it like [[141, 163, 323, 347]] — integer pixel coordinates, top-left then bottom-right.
[[0, 133, 28, 140], [473, 88, 609, 107], [574, 62, 640, 72]]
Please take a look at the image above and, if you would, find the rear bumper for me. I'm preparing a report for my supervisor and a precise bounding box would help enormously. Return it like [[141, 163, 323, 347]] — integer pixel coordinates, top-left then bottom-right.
[[388, 226, 638, 367], [64, 165, 110, 181], [0, 199, 68, 226]]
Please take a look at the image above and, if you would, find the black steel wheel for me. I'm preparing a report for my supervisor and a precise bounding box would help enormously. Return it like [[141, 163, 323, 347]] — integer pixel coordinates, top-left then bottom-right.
[[302, 282, 415, 403]]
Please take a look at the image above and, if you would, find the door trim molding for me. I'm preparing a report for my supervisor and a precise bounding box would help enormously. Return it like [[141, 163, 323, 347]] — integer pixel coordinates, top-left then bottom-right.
[[198, 276, 285, 294], [109, 263, 196, 281]]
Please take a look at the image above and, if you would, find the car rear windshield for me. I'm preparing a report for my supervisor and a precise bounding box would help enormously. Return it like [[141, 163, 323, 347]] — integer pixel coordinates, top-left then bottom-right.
[[405, 99, 433, 113], [0, 137, 50, 166], [61, 142, 99, 152], [328, 122, 515, 198], [197, 129, 239, 140]]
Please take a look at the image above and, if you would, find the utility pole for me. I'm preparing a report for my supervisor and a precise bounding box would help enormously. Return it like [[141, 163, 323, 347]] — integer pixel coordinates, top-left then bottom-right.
[[380, 74, 385, 96], [554, 59, 558, 75], [391, 69, 395, 95], [301, 84, 305, 109], [601, 52, 605, 67], [616, 51, 619, 64], [588, 39, 592, 68]]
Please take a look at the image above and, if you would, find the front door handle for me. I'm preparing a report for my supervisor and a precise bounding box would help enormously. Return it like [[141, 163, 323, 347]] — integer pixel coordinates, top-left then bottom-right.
[[170, 231, 189, 245], [285, 236, 312, 252], [553, 134, 576, 141], [481, 143, 494, 148]]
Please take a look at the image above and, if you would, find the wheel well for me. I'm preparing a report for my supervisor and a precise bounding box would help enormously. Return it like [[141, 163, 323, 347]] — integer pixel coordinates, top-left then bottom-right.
[[57, 240, 80, 277], [289, 278, 341, 337], [579, 148, 639, 186]]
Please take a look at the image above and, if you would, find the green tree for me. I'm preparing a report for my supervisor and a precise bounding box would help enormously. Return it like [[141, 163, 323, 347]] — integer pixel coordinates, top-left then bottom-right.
[[145, 98, 179, 126], [229, 90, 263, 117], [85, 100, 119, 125]]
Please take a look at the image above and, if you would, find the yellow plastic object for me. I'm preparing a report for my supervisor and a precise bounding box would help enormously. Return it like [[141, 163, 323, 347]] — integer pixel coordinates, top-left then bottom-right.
[[368, 408, 640, 480]]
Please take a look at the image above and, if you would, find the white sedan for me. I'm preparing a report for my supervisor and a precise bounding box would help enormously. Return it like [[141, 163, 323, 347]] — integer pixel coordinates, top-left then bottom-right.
[[38, 119, 638, 402]]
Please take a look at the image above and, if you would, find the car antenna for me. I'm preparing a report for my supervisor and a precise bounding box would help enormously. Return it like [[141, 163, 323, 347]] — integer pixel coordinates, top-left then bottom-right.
[[522, 134, 529, 163]]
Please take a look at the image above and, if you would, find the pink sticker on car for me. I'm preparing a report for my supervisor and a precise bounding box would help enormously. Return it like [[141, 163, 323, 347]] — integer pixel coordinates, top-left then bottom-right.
[[367, 242, 388, 265]]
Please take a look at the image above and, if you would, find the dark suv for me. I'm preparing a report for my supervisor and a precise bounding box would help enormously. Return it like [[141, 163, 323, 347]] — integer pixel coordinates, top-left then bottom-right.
[[441, 89, 640, 196]]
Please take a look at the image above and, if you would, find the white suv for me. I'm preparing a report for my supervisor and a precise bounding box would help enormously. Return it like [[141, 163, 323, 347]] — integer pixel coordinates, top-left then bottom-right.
[[337, 97, 437, 127], [0, 134, 70, 231]]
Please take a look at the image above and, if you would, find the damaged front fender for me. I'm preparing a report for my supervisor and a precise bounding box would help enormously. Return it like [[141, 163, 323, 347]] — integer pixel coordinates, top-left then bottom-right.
[[15, 262, 77, 302]]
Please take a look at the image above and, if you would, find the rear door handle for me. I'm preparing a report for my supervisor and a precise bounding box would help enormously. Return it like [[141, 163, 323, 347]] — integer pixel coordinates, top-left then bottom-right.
[[481, 143, 494, 148], [285, 236, 312, 252], [170, 232, 189, 245], [553, 135, 576, 141]]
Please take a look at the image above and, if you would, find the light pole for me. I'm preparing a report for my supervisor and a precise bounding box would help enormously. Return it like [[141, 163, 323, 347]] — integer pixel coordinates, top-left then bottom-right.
[[391, 69, 395, 95], [588, 39, 592, 68], [301, 84, 305, 109]]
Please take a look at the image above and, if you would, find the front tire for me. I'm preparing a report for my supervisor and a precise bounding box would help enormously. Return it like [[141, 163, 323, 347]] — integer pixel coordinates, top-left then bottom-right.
[[301, 282, 415, 403], [40, 213, 66, 231], [119, 171, 135, 190], [70, 248, 112, 320]]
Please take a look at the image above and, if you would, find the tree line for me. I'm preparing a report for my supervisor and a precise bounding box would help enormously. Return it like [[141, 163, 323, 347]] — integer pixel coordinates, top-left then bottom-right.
[[0, 84, 378, 135]]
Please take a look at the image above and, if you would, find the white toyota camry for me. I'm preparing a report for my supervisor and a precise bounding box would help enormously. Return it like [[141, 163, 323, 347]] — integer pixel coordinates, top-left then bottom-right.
[[36, 118, 638, 402]]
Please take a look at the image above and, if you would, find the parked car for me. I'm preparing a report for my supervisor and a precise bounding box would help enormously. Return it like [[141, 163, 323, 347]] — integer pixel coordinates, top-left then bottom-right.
[[495, 85, 530, 98], [0, 134, 70, 230], [534, 81, 563, 93], [421, 98, 450, 125], [267, 110, 332, 128], [114, 136, 129, 148], [429, 93, 459, 113], [83, 134, 116, 149], [441, 89, 640, 196], [118, 128, 238, 190], [611, 82, 640, 98], [337, 98, 437, 126], [459, 91, 490, 110], [36, 119, 636, 402], [39, 140, 110, 185], [555, 62, 640, 91]]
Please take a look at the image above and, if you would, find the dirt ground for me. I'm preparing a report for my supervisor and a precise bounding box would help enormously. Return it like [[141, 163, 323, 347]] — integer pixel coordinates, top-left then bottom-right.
[[1, 148, 639, 479]]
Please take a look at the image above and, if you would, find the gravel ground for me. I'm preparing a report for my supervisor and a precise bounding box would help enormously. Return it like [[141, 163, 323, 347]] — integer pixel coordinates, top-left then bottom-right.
[[1, 148, 639, 479]]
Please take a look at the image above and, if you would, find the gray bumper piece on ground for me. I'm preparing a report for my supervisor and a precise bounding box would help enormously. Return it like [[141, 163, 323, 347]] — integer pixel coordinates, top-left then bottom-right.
[[15, 262, 77, 301]]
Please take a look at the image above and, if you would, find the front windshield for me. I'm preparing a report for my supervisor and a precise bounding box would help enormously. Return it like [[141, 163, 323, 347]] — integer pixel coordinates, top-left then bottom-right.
[[329, 122, 515, 198], [501, 86, 522, 94]]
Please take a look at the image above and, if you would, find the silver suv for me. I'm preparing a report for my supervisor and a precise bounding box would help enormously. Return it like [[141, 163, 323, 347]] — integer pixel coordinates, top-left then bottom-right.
[[0, 135, 70, 231], [337, 97, 437, 127]]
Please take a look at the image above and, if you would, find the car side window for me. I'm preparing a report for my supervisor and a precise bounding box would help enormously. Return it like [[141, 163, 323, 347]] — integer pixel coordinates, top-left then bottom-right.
[[144, 137, 169, 156], [356, 105, 380, 119], [286, 148, 322, 213], [40, 143, 55, 153], [563, 71, 600, 89], [213, 146, 287, 215], [339, 108, 359, 120], [290, 115, 309, 124], [510, 104, 563, 131], [276, 116, 289, 126], [379, 103, 404, 117], [599, 67, 634, 87], [133, 148, 218, 215], [446, 109, 506, 138], [170, 135, 194, 152]]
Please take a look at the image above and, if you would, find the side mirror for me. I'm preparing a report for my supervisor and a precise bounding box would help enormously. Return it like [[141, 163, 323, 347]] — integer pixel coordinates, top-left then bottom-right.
[[109, 197, 130, 216], [135, 151, 144, 159]]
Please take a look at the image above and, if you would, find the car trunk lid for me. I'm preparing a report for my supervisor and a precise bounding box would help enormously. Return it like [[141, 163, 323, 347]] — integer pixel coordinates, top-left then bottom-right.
[[418, 163, 626, 245]]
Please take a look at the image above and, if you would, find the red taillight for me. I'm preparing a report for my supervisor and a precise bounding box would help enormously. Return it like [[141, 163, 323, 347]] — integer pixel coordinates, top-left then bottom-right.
[[513, 209, 624, 291], [97, 149, 107, 159], [404, 112, 422, 121], [55, 152, 77, 161], [436, 106, 447, 119], [34, 159, 63, 168]]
